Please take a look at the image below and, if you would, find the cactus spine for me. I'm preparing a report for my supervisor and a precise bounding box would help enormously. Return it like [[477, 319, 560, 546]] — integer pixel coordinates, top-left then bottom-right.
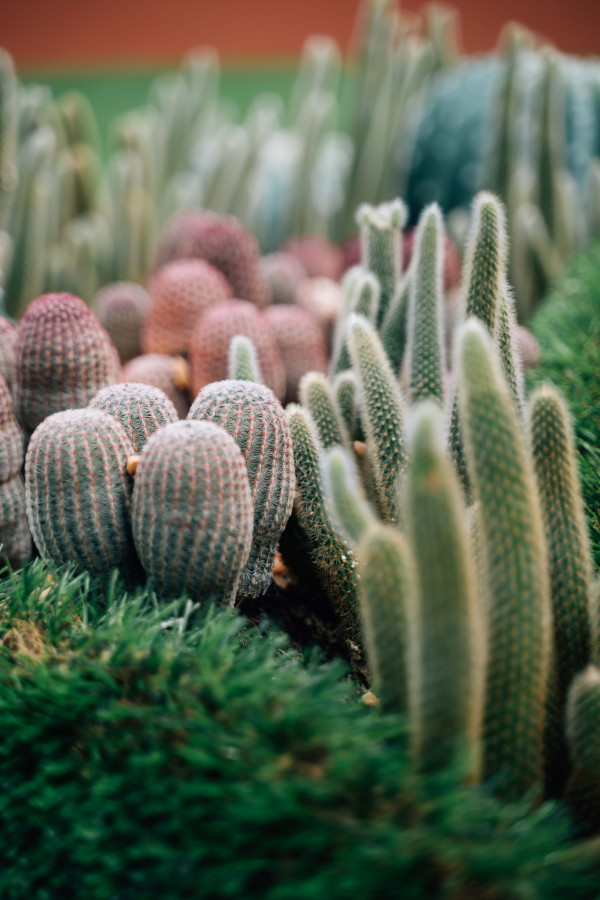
[[90, 382, 178, 453], [132, 419, 253, 604], [227, 335, 263, 384], [188, 381, 294, 599], [457, 319, 551, 797]]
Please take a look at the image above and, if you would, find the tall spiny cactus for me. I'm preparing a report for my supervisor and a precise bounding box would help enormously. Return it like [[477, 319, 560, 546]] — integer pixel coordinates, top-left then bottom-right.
[[380, 274, 411, 376], [565, 666, 600, 832], [405, 204, 445, 406], [457, 319, 551, 798], [188, 381, 294, 599], [0, 373, 29, 567], [449, 193, 508, 490], [299, 371, 349, 450], [333, 370, 361, 443], [227, 335, 263, 384], [347, 314, 406, 524], [330, 267, 380, 376], [356, 199, 406, 326], [286, 404, 360, 643], [90, 382, 178, 453], [404, 402, 483, 775], [132, 419, 253, 604], [495, 283, 524, 413], [25, 408, 140, 583]]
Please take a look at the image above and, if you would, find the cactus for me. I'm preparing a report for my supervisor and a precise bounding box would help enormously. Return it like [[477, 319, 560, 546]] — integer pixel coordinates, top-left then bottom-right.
[[0, 50, 18, 231], [227, 335, 263, 384], [131, 419, 253, 604], [322, 446, 375, 545], [94, 282, 151, 364], [529, 385, 593, 694], [0, 317, 16, 394], [565, 666, 600, 832], [121, 354, 190, 419], [188, 381, 294, 599], [380, 275, 411, 376], [282, 234, 344, 281], [405, 205, 445, 406], [330, 267, 380, 376], [0, 373, 22, 482], [142, 258, 232, 357], [189, 299, 285, 401], [333, 370, 361, 443], [25, 408, 139, 582], [347, 314, 406, 524], [90, 382, 178, 453], [457, 319, 551, 798], [14, 293, 121, 436], [0, 474, 31, 567], [404, 402, 483, 775], [264, 304, 328, 403], [356, 199, 406, 326], [260, 251, 307, 305], [155, 211, 269, 308], [495, 285, 524, 413], [286, 404, 360, 642], [299, 372, 348, 450]]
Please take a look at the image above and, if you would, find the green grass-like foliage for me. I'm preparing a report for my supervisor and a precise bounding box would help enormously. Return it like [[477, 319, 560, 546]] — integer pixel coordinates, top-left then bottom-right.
[[0, 561, 599, 898]]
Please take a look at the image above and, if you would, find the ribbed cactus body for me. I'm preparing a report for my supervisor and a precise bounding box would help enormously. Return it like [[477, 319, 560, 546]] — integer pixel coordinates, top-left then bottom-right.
[[0, 475, 31, 567], [90, 382, 178, 453], [565, 666, 600, 832], [25, 408, 139, 582], [529, 385, 593, 694], [0, 374, 22, 482], [260, 251, 307, 304], [14, 293, 120, 435], [357, 200, 406, 326], [132, 419, 253, 604], [94, 282, 151, 363], [227, 335, 263, 384], [143, 258, 232, 357], [299, 372, 348, 450], [404, 403, 482, 775], [457, 320, 551, 798], [121, 354, 190, 419], [347, 315, 406, 524], [190, 300, 285, 401], [188, 380, 294, 599], [405, 205, 445, 406], [0, 317, 17, 393], [264, 304, 328, 403], [286, 404, 360, 642], [156, 211, 269, 307]]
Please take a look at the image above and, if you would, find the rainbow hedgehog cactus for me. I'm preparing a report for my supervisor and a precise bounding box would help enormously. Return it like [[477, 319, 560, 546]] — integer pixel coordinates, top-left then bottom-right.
[[121, 353, 190, 418], [93, 282, 151, 364], [90, 382, 178, 452]]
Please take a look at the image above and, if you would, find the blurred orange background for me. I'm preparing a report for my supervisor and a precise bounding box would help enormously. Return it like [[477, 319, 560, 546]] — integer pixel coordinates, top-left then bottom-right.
[[5, 0, 600, 68]]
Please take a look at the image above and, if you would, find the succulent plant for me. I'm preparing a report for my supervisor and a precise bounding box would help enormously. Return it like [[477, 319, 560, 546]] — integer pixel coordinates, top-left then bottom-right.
[[25, 408, 139, 582], [188, 380, 294, 599], [260, 252, 307, 305], [189, 299, 285, 401], [142, 258, 232, 357], [227, 335, 263, 384], [282, 235, 344, 281], [90, 382, 178, 453], [121, 353, 190, 419], [0, 372, 22, 482], [299, 371, 349, 451], [14, 293, 120, 435], [0, 316, 17, 392], [0, 474, 31, 567], [357, 199, 406, 327], [131, 419, 253, 604], [565, 665, 600, 832], [264, 304, 328, 403], [93, 281, 151, 363]]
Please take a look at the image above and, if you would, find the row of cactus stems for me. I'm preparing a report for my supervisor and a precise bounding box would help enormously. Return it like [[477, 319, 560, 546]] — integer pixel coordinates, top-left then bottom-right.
[[287, 189, 598, 822]]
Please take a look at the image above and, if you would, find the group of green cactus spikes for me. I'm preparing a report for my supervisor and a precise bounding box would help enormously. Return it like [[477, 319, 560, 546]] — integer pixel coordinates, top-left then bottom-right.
[[289, 189, 599, 829]]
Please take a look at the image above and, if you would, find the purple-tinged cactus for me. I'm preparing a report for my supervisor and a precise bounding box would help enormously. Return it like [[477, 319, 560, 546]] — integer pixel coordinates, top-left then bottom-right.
[[0, 317, 17, 392], [282, 235, 344, 281], [0, 475, 31, 568], [190, 300, 285, 400], [264, 304, 328, 403], [0, 373, 22, 482], [121, 354, 190, 419], [188, 380, 295, 599], [142, 259, 232, 357], [132, 419, 253, 604], [25, 408, 139, 583], [90, 382, 178, 453], [260, 252, 307, 305], [14, 293, 120, 435], [94, 282, 151, 363]]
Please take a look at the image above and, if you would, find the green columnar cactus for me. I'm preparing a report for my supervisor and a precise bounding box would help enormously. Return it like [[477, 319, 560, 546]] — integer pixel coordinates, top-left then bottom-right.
[[537, 51, 567, 256], [121, 354, 190, 419], [330, 267, 380, 376], [457, 319, 551, 798], [358, 525, 415, 713], [495, 285, 524, 413], [356, 199, 406, 327], [0, 50, 18, 231], [0, 373, 22, 482], [565, 666, 600, 832], [347, 314, 406, 524], [132, 419, 253, 604], [155, 211, 270, 308], [299, 372, 348, 450], [142, 258, 232, 357], [227, 335, 263, 384], [0, 475, 31, 567], [286, 404, 360, 642], [90, 382, 178, 453], [449, 192, 507, 490], [380, 275, 411, 376], [94, 282, 151, 364], [404, 402, 483, 775], [529, 385, 593, 694], [322, 446, 375, 545], [14, 293, 121, 436], [188, 380, 294, 599], [405, 205, 445, 406], [25, 408, 139, 582], [333, 370, 361, 443], [189, 300, 285, 401], [264, 304, 328, 403]]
